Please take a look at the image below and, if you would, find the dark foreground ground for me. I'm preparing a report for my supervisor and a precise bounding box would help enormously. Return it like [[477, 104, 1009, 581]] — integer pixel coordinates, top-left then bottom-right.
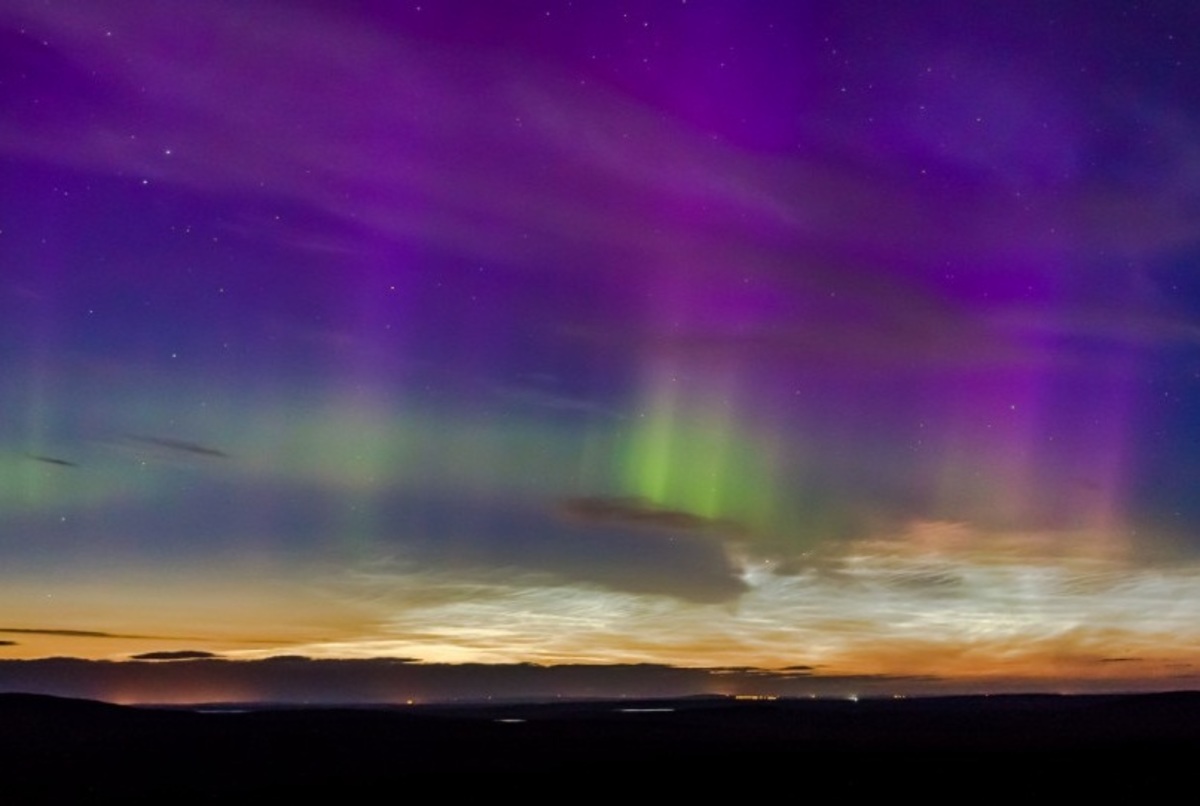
[[3, 691, 1199, 796]]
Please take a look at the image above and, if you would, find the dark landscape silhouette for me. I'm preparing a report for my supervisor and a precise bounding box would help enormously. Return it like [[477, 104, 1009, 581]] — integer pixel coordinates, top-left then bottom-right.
[[4, 690, 1200, 794]]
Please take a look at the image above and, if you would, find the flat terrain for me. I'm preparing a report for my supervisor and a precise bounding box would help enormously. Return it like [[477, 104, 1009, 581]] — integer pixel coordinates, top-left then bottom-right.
[[3, 691, 1198, 795]]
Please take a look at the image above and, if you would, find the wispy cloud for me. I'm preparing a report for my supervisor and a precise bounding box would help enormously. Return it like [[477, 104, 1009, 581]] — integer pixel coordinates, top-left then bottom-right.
[[25, 454, 78, 468], [0, 628, 173, 640], [121, 435, 230, 459]]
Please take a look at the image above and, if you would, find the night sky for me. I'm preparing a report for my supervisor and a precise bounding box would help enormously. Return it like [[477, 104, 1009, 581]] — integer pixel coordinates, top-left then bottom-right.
[[5, 0, 1200, 703]]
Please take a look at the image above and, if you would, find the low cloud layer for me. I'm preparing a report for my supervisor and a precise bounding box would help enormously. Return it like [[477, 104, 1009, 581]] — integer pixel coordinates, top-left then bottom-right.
[[0, 656, 943, 704]]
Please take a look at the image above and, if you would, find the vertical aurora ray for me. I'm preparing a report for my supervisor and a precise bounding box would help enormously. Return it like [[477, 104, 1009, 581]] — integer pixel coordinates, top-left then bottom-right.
[[620, 367, 778, 526], [923, 337, 1144, 536], [615, 266, 789, 539]]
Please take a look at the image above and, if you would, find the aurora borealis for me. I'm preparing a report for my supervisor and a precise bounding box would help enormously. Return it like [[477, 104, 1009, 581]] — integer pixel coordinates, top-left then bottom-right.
[[5, 0, 1200, 702]]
